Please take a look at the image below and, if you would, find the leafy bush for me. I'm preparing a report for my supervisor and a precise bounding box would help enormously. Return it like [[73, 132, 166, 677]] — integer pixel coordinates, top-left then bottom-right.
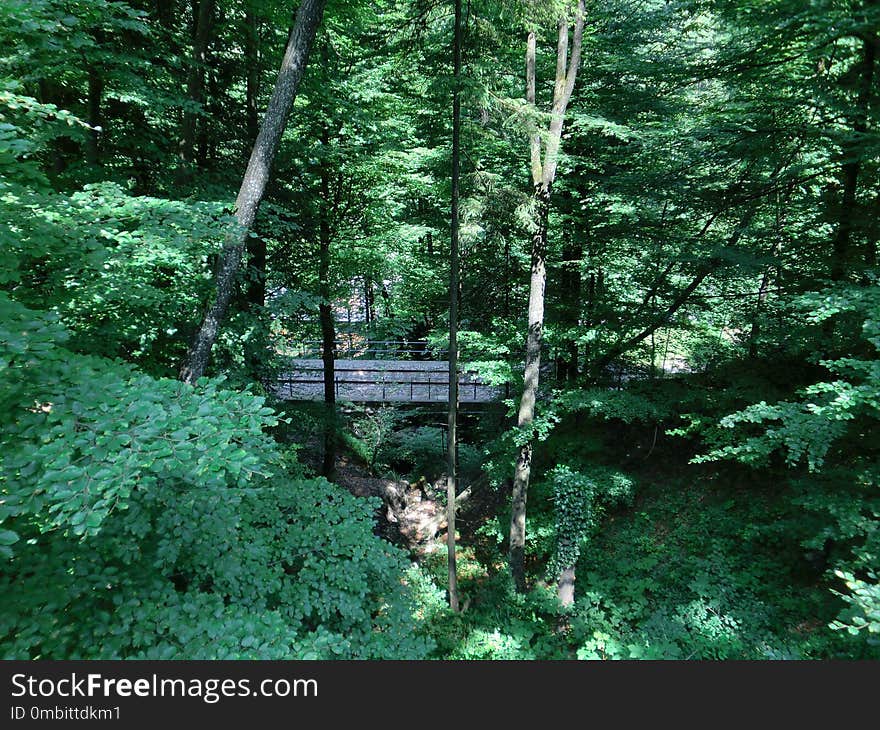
[[693, 284, 880, 650], [0, 295, 433, 659], [386, 425, 482, 483]]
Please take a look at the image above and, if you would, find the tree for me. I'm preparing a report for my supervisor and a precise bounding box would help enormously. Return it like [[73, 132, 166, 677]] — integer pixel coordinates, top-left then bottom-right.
[[4, 0, 880, 661], [319, 120, 337, 478], [180, 0, 216, 169], [180, 0, 328, 384], [445, 0, 463, 613], [509, 0, 585, 593]]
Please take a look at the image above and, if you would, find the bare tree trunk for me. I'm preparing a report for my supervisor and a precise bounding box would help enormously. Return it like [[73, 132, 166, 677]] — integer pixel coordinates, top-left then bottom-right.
[[244, 3, 261, 148], [181, 0, 214, 167], [180, 0, 328, 384], [558, 224, 581, 381], [558, 566, 576, 606], [445, 0, 463, 613], [86, 67, 103, 166], [510, 186, 549, 592], [319, 126, 336, 479], [510, 1, 584, 594], [830, 32, 876, 281]]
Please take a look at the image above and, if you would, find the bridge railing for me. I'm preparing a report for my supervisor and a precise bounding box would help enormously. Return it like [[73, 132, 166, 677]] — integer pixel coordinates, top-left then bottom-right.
[[275, 373, 502, 402], [286, 340, 447, 360]]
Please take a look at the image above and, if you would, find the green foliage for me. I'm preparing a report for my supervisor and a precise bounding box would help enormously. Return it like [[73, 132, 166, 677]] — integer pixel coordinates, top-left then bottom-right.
[[425, 569, 571, 660], [0, 85, 86, 187], [1, 473, 434, 659], [0, 296, 432, 659], [831, 571, 880, 640], [383, 424, 482, 483], [567, 474, 870, 660], [554, 387, 667, 424], [686, 283, 880, 646], [1, 181, 228, 373], [697, 284, 880, 471], [347, 406, 402, 470]]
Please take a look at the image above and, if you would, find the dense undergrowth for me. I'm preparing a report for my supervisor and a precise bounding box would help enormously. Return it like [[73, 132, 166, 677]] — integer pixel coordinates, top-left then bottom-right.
[[420, 466, 866, 660], [279, 372, 877, 660]]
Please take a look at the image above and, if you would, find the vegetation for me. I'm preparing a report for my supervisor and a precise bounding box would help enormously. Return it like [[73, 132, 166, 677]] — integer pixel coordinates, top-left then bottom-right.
[[1, 0, 878, 659]]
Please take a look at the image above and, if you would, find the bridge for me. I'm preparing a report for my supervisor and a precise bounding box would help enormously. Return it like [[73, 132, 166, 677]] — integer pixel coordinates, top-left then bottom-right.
[[273, 357, 504, 404]]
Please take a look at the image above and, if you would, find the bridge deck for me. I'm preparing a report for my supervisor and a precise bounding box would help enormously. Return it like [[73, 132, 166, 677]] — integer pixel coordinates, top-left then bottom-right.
[[273, 359, 503, 403]]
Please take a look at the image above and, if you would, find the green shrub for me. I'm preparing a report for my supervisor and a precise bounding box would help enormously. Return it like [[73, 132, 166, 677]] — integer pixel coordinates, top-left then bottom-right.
[[0, 295, 433, 659]]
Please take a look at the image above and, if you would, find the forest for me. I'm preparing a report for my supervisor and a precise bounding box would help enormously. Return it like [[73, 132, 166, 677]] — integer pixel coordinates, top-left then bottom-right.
[[0, 0, 878, 661]]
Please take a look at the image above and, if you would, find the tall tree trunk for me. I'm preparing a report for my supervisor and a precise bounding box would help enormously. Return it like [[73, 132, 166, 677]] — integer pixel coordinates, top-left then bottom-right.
[[180, 0, 215, 167], [319, 126, 336, 479], [86, 67, 103, 166], [445, 0, 463, 613], [557, 225, 581, 381], [503, 236, 511, 319], [244, 3, 261, 148], [510, 2, 585, 594], [830, 32, 876, 281], [510, 187, 549, 593], [180, 0, 328, 384]]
